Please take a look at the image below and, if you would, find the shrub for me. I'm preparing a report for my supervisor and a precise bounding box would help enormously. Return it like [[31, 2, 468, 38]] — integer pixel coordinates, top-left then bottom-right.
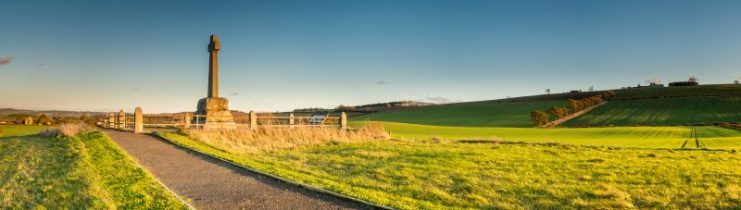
[[531, 110, 550, 126], [39, 122, 93, 138]]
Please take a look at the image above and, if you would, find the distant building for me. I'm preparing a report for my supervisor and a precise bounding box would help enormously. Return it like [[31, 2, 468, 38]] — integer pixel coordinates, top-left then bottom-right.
[[22, 116, 34, 125], [646, 82, 665, 88]]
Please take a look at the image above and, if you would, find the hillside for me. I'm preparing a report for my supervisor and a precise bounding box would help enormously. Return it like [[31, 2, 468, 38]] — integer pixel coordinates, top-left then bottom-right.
[[353, 84, 740, 127], [566, 85, 741, 127], [353, 100, 566, 127]]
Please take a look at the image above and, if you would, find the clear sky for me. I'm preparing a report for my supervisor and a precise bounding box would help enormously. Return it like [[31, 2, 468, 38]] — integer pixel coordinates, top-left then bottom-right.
[[1, 0, 739, 113]]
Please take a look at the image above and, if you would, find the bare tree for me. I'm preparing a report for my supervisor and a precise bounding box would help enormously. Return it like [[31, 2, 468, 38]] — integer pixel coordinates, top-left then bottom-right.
[[689, 76, 698, 83]]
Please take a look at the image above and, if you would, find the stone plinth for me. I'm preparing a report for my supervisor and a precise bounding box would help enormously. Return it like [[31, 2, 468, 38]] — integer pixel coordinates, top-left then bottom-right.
[[196, 97, 236, 129]]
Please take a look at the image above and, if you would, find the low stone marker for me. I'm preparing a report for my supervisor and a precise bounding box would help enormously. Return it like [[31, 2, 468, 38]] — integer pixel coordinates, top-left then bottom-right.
[[108, 112, 115, 128], [249, 110, 257, 129], [134, 107, 143, 133], [340, 112, 347, 130], [118, 110, 126, 129]]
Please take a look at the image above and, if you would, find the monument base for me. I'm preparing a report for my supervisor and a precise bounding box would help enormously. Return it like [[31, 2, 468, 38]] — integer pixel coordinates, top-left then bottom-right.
[[196, 97, 236, 129]]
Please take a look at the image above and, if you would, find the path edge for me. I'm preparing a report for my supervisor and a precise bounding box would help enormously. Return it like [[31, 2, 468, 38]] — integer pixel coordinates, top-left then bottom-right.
[[151, 132, 395, 210], [101, 130, 198, 210]]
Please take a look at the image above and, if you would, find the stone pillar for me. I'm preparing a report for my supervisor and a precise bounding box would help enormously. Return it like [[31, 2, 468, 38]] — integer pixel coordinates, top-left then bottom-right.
[[208, 35, 220, 98], [249, 110, 257, 130], [108, 113, 115, 128], [289, 113, 295, 127], [134, 107, 143, 133], [340, 112, 348, 130], [184, 113, 192, 128], [118, 110, 126, 130]]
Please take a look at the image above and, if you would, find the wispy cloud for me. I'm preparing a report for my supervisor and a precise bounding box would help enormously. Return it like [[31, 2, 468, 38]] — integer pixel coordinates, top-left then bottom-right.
[[376, 80, 388, 85], [231, 92, 239, 96], [0, 56, 12, 65], [130, 88, 140, 92]]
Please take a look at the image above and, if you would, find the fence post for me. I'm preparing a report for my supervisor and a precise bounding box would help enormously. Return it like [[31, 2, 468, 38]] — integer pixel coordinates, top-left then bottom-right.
[[134, 107, 143, 133], [289, 113, 295, 128], [249, 110, 257, 130], [118, 110, 126, 130], [184, 113, 192, 128], [340, 112, 347, 130], [108, 112, 115, 128]]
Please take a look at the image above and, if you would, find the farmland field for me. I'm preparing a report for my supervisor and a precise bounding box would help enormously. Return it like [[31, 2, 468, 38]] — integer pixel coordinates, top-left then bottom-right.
[[611, 84, 741, 100], [353, 100, 565, 127], [352, 121, 741, 149], [0, 127, 186, 209], [565, 96, 740, 127], [160, 131, 741, 209], [0, 125, 54, 137]]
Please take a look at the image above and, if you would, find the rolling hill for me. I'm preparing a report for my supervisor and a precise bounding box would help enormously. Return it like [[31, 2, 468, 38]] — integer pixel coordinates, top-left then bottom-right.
[[352, 84, 740, 127]]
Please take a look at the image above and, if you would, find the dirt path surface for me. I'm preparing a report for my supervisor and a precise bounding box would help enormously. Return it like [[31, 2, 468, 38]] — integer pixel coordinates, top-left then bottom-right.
[[104, 129, 369, 210]]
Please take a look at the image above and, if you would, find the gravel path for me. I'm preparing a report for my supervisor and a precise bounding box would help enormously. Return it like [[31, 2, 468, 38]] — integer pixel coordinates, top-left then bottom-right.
[[104, 129, 369, 210]]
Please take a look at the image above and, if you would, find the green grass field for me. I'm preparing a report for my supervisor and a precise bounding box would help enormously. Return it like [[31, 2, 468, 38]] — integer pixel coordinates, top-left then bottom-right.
[[352, 121, 741, 149], [160, 132, 741, 209], [564, 96, 740, 127], [0, 128, 186, 209], [612, 84, 741, 100], [353, 100, 565, 127], [0, 125, 54, 137], [351, 85, 740, 128]]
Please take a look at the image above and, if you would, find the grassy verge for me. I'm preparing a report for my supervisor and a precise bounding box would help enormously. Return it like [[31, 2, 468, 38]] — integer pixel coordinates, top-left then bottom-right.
[[352, 121, 741, 149], [0, 125, 54, 137], [0, 130, 187, 209], [159, 131, 741, 209]]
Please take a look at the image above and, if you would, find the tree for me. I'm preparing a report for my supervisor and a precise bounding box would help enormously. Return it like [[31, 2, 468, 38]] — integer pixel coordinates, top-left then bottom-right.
[[531, 110, 550, 127], [567, 99, 580, 112], [80, 113, 95, 125], [545, 89, 551, 95], [548, 106, 569, 119], [37, 113, 53, 125], [735, 80, 739, 85]]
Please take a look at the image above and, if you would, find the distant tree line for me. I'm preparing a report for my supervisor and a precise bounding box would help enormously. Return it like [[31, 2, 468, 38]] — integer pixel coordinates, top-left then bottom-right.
[[531, 91, 616, 127]]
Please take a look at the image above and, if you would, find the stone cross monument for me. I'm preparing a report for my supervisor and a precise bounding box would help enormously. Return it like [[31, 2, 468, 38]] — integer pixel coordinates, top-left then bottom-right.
[[196, 34, 236, 128]]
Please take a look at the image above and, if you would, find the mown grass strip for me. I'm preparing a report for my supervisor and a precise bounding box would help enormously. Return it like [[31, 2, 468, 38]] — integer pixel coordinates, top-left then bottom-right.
[[0, 129, 188, 209]]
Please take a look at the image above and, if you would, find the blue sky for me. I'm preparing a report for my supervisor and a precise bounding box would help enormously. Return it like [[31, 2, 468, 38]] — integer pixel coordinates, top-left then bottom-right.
[[1, 0, 739, 113]]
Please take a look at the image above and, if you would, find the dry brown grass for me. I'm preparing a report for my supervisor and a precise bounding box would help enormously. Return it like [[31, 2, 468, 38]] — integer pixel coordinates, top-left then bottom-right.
[[182, 122, 390, 153], [39, 122, 92, 138]]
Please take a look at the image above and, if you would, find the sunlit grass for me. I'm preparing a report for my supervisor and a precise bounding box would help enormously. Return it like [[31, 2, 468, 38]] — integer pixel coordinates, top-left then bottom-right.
[[160, 131, 741, 209], [0, 127, 187, 209], [0, 125, 54, 137], [352, 121, 741, 149]]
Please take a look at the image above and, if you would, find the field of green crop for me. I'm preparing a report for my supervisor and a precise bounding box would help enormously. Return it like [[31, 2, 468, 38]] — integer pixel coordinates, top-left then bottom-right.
[[0, 127, 186, 209], [0, 125, 53, 137], [160, 132, 741, 209], [565, 96, 740, 127], [353, 100, 565, 127], [351, 121, 741, 149], [351, 85, 740, 128], [612, 84, 741, 100]]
